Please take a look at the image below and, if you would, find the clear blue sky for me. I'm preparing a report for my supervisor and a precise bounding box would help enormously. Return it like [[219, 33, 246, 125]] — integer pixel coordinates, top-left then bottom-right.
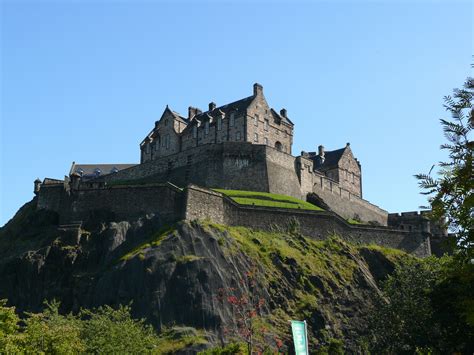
[[1, 0, 472, 226]]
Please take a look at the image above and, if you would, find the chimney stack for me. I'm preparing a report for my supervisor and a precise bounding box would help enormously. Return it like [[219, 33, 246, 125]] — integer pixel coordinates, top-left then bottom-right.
[[318, 145, 325, 157], [280, 108, 287, 118], [253, 83, 263, 96], [209, 102, 216, 111], [188, 107, 202, 119]]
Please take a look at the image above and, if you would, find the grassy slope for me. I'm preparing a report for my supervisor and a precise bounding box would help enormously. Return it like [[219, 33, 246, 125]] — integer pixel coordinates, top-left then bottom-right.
[[123, 219, 411, 351], [213, 189, 323, 211]]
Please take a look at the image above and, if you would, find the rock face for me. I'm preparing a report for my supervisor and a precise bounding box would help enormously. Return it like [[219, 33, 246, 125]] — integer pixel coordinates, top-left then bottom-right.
[[0, 198, 407, 352]]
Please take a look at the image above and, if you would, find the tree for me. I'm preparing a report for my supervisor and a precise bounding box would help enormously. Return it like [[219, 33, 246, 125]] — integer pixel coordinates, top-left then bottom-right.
[[216, 267, 283, 354], [367, 257, 444, 353], [80, 304, 160, 353], [415, 75, 473, 259]]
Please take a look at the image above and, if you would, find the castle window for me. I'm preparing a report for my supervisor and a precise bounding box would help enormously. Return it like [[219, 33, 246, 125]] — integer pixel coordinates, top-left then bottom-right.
[[217, 118, 222, 131], [165, 134, 170, 149], [193, 126, 197, 138], [205, 122, 209, 135], [146, 144, 150, 153], [236, 131, 241, 141], [254, 133, 258, 142], [230, 113, 235, 127], [254, 114, 259, 126], [264, 137, 268, 145], [275, 141, 283, 152], [264, 119, 269, 131], [164, 119, 168, 126]]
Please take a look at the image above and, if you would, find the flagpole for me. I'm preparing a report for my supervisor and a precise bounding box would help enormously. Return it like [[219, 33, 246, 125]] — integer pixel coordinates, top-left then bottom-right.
[[304, 320, 309, 355]]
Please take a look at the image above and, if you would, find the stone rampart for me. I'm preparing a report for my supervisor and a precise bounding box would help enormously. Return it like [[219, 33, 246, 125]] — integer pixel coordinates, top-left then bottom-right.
[[183, 186, 431, 257], [309, 174, 388, 225], [37, 182, 185, 224]]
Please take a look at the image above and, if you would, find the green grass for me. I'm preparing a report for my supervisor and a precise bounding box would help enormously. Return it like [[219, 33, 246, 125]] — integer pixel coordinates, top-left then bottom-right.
[[119, 225, 177, 261], [347, 218, 364, 225], [213, 189, 323, 211]]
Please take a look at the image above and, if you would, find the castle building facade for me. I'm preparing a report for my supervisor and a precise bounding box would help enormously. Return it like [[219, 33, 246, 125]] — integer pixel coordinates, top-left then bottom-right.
[[140, 84, 294, 163]]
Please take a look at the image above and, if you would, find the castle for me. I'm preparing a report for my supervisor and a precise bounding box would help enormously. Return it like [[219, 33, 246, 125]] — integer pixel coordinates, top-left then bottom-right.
[[34, 84, 446, 257]]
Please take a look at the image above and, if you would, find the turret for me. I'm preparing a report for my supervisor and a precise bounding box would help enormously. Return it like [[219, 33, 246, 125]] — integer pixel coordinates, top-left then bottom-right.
[[70, 171, 81, 190], [34, 178, 42, 195]]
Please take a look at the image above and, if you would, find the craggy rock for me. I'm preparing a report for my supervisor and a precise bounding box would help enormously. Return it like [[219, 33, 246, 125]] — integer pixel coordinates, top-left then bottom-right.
[[0, 199, 404, 352]]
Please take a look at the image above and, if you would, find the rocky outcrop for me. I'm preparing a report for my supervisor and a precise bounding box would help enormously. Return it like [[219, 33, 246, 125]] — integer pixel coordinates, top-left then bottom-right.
[[0, 198, 409, 352]]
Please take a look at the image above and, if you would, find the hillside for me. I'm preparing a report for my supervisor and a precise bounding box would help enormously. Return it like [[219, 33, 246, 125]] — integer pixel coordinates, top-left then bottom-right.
[[0, 197, 412, 353]]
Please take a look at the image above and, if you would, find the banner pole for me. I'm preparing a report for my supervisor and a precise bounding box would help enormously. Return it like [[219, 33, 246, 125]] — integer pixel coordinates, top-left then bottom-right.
[[304, 320, 309, 355]]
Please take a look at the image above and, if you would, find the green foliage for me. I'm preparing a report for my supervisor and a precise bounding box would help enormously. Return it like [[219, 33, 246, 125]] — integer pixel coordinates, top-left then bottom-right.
[[0, 301, 163, 354], [19, 300, 85, 354], [0, 300, 22, 353], [80, 304, 159, 353], [119, 225, 176, 261], [213, 189, 323, 211], [315, 338, 344, 355], [198, 342, 246, 355], [347, 218, 363, 225], [367, 256, 474, 353], [155, 326, 208, 354], [415, 75, 473, 259]]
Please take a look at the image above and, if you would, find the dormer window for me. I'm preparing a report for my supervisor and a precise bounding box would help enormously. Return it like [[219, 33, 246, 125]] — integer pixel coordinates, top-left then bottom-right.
[[77, 168, 84, 176], [111, 167, 119, 174], [94, 168, 101, 175]]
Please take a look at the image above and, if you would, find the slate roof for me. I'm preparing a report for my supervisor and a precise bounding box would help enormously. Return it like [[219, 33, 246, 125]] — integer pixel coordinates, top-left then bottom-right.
[[308, 147, 346, 170], [69, 163, 137, 178], [193, 96, 254, 121]]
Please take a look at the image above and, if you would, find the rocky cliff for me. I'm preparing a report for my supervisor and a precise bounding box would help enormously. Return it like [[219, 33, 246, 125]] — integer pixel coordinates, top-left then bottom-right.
[[0, 198, 411, 352]]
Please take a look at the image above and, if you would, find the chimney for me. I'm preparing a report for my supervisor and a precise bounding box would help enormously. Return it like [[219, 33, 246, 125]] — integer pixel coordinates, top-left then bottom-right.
[[188, 106, 202, 119], [318, 145, 325, 157], [253, 83, 263, 96], [188, 107, 196, 119], [209, 102, 216, 111], [280, 108, 287, 118]]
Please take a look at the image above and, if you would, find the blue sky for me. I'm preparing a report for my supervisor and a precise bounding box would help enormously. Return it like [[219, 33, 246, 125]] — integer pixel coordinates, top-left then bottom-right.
[[1, 0, 472, 226]]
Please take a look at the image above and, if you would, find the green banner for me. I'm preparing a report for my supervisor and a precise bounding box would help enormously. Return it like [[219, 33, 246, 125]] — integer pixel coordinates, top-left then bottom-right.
[[291, 320, 308, 355]]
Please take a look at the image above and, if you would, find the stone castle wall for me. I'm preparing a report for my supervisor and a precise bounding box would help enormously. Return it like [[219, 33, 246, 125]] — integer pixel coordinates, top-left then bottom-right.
[[96, 142, 388, 225], [36, 183, 431, 257], [310, 174, 388, 225], [39, 182, 184, 224], [184, 186, 431, 257]]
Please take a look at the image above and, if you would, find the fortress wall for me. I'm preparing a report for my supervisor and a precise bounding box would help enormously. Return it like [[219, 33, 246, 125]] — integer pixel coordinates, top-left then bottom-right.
[[311, 175, 388, 225], [101, 142, 271, 193], [184, 186, 225, 224], [37, 185, 63, 211], [42, 184, 184, 224], [182, 187, 431, 258], [265, 147, 304, 199], [70, 184, 184, 222]]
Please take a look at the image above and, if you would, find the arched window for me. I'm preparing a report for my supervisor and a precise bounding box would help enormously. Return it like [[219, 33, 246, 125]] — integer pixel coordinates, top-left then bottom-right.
[[275, 141, 283, 151]]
